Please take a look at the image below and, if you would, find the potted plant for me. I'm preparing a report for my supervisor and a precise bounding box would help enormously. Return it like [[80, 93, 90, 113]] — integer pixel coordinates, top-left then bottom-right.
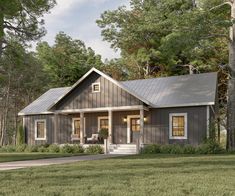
[[99, 128, 109, 141]]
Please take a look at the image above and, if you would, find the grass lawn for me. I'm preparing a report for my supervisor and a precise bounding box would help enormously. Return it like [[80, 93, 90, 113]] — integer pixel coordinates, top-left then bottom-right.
[[0, 154, 235, 196], [0, 153, 83, 163]]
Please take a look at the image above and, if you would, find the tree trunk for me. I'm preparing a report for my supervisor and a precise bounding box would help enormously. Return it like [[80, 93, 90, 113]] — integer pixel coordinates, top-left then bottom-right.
[[227, 1, 235, 150]]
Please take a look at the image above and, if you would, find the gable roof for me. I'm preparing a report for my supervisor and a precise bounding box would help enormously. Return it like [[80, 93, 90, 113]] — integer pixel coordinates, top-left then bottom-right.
[[47, 67, 152, 110], [121, 72, 217, 108], [18, 68, 217, 116]]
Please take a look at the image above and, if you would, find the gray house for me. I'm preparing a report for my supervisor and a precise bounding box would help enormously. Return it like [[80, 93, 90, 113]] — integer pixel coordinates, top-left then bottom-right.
[[18, 68, 217, 153]]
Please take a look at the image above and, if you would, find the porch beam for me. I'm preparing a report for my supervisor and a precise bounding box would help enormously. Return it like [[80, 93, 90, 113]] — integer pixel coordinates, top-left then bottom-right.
[[140, 108, 144, 145], [80, 112, 85, 144], [108, 110, 113, 144]]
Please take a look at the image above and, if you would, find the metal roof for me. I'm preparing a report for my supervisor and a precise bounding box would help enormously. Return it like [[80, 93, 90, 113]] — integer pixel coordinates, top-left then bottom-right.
[[18, 87, 70, 115], [18, 71, 217, 116], [121, 72, 217, 108]]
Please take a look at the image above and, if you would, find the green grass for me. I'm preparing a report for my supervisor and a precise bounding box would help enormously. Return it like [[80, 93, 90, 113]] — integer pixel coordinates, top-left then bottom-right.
[[0, 154, 235, 196], [0, 153, 83, 163]]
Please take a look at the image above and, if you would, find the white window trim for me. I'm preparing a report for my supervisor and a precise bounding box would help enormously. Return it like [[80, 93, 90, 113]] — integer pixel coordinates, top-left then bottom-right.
[[92, 82, 100, 93], [35, 119, 46, 140], [72, 118, 86, 135], [169, 113, 188, 140], [98, 116, 108, 132], [127, 115, 140, 144]]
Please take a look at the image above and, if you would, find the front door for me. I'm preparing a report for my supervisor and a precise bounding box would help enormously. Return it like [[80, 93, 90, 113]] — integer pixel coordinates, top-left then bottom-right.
[[130, 118, 140, 143]]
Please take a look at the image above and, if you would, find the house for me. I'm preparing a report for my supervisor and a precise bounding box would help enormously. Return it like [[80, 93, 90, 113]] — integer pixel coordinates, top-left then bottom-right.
[[18, 68, 217, 154]]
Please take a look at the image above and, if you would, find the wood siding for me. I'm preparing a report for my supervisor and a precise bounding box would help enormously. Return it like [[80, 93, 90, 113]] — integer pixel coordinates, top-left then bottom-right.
[[25, 106, 208, 146], [55, 72, 142, 110]]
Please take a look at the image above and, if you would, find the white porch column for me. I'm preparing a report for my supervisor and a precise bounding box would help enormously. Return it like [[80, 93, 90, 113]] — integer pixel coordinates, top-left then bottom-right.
[[80, 112, 84, 144], [54, 113, 59, 144], [140, 108, 144, 146], [108, 110, 113, 144]]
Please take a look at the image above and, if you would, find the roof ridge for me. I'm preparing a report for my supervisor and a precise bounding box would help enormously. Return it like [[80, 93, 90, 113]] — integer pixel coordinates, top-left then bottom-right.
[[120, 72, 217, 83]]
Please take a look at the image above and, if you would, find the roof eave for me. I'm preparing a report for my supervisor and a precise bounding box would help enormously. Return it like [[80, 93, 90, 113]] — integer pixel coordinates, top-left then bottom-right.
[[151, 102, 215, 108]]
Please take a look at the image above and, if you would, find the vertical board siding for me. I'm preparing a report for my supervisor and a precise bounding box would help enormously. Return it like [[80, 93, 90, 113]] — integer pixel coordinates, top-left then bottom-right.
[[24, 106, 208, 145], [55, 72, 142, 110]]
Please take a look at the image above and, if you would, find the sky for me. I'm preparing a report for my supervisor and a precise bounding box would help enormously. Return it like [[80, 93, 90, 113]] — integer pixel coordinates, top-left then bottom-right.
[[40, 0, 130, 60]]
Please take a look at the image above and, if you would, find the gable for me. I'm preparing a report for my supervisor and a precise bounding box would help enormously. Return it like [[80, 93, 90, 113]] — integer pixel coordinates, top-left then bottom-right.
[[53, 72, 143, 111]]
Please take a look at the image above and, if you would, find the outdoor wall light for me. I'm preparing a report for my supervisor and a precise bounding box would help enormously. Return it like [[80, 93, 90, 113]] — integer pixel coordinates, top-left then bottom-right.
[[144, 117, 147, 122], [123, 117, 127, 122]]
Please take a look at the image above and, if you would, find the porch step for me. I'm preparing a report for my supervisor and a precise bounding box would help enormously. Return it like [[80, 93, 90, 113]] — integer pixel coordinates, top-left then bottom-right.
[[109, 144, 137, 154]]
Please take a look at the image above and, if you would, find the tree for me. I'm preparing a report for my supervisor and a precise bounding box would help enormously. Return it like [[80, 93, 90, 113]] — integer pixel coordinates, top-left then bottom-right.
[[0, 0, 56, 56], [37, 32, 104, 87], [0, 39, 48, 145]]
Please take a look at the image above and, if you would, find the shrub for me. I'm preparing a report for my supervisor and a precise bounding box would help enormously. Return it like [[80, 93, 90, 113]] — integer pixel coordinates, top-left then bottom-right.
[[17, 125, 25, 145], [85, 145, 103, 154], [183, 145, 196, 154], [15, 144, 27, 152], [0, 145, 16, 152], [60, 144, 74, 153], [38, 146, 49, 153], [99, 128, 109, 139], [141, 144, 160, 154], [196, 139, 224, 154], [73, 144, 84, 153], [24, 145, 38, 152], [159, 145, 172, 154], [48, 144, 60, 153]]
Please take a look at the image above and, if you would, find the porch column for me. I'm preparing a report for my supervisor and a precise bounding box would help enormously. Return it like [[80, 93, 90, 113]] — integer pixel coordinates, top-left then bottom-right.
[[54, 113, 59, 144], [140, 108, 144, 146], [108, 110, 113, 144], [80, 112, 84, 144]]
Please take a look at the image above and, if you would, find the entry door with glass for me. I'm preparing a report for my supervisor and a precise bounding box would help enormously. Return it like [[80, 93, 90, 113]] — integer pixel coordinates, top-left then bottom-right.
[[130, 118, 140, 143]]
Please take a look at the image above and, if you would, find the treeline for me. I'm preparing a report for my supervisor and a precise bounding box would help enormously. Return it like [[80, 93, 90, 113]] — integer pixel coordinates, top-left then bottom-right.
[[0, 0, 234, 149]]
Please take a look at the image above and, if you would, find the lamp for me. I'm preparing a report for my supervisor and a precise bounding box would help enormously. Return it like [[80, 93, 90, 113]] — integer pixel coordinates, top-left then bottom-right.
[[123, 117, 127, 122], [144, 117, 147, 122]]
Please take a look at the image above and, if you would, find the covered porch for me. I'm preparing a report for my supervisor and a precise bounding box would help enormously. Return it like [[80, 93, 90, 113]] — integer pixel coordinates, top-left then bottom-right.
[[54, 105, 149, 147]]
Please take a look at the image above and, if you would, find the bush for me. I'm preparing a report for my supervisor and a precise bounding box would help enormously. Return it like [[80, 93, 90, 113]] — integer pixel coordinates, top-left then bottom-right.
[[73, 145, 84, 153], [0, 145, 16, 152], [15, 144, 27, 152], [141, 144, 160, 154], [99, 128, 109, 139], [48, 144, 60, 153], [24, 145, 38, 152], [38, 146, 49, 153], [196, 139, 224, 154], [60, 144, 74, 153], [183, 145, 196, 154], [17, 125, 25, 145], [85, 145, 103, 154], [159, 145, 172, 154]]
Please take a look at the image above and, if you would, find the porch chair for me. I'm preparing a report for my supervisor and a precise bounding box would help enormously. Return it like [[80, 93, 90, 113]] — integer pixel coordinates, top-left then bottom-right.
[[87, 133, 99, 143]]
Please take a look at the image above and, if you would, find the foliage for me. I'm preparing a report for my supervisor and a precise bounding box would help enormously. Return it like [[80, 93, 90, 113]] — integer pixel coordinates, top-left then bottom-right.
[[60, 144, 75, 153], [36, 32, 104, 87], [15, 144, 27, 152], [142, 141, 224, 154], [0, 0, 56, 56], [85, 145, 103, 154], [48, 144, 60, 153], [141, 144, 160, 154], [72, 144, 84, 153], [99, 128, 109, 139], [16, 125, 24, 145], [25, 145, 38, 153]]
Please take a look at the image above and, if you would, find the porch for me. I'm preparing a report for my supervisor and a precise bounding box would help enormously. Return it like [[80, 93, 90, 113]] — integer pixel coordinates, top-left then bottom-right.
[[53, 105, 148, 149]]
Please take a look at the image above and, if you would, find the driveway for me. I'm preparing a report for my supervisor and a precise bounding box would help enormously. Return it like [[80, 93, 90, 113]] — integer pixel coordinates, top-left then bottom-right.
[[0, 154, 126, 171]]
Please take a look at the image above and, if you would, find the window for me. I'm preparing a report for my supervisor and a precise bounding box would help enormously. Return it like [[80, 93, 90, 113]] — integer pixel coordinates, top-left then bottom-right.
[[131, 118, 140, 132], [92, 82, 100, 93], [72, 118, 86, 137], [35, 120, 46, 140], [98, 117, 108, 131], [169, 113, 187, 139]]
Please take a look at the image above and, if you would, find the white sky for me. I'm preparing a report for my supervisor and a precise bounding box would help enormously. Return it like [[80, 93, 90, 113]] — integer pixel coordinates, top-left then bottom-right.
[[38, 0, 130, 60]]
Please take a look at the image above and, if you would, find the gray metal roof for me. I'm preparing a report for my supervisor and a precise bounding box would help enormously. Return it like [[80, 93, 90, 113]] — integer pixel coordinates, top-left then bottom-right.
[[19, 72, 217, 115], [18, 87, 70, 115], [121, 72, 217, 108]]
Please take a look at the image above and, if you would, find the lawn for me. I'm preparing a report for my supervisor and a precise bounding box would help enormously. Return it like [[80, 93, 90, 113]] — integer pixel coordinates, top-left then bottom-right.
[[0, 153, 83, 163], [0, 154, 235, 196]]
